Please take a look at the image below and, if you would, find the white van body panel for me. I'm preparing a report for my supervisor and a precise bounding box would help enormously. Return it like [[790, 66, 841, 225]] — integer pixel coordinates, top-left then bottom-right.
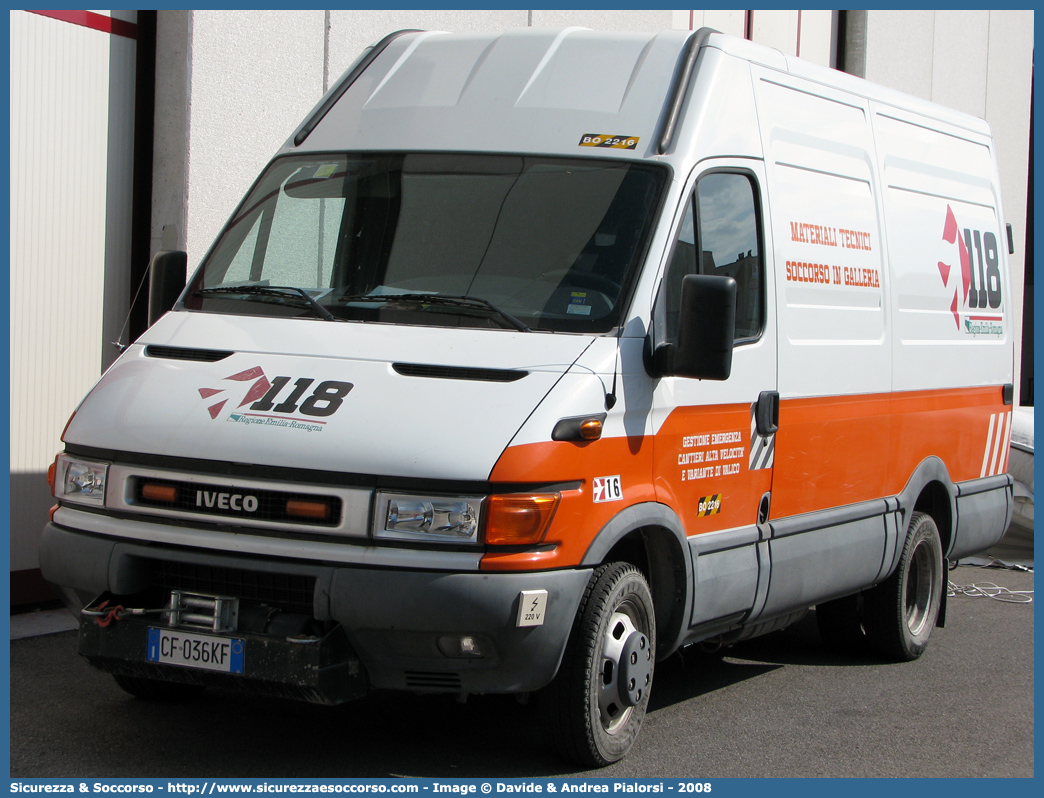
[[668, 45, 764, 164], [66, 312, 594, 481], [752, 64, 891, 399], [873, 106, 1012, 392]]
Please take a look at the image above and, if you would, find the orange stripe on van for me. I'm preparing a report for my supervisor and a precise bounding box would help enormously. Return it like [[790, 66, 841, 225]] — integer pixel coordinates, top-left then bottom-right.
[[770, 386, 1008, 519], [484, 436, 654, 572], [651, 401, 772, 535], [485, 385, 1009, 571]]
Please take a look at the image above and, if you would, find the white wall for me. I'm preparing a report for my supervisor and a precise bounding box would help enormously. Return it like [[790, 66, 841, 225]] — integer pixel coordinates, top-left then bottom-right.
[[9, 10, 137, 574], [184, 11, 327, 265]]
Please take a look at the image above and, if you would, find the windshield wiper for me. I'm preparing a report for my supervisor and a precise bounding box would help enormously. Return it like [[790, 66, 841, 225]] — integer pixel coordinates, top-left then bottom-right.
[[338, 293, 531, 332], [193, 285, 342, 322]]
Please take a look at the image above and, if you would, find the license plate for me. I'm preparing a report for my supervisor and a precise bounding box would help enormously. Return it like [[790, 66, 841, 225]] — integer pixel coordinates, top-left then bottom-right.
[[146, 627, 245, 674]]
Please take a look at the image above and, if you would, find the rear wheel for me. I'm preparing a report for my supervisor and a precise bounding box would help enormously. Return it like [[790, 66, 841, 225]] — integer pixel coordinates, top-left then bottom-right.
[[543, 562, 656, 767], [864, 511, 944, 661], [112, 673, 205, 701]]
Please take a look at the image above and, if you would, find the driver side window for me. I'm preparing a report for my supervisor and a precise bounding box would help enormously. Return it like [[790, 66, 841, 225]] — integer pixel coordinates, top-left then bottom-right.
[[663, 171, 763, 345]]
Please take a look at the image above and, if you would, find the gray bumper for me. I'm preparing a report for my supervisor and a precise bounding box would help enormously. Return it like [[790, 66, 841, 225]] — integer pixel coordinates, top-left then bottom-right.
[[40, 522, 590, 695], [950, 474, 1014, 561]]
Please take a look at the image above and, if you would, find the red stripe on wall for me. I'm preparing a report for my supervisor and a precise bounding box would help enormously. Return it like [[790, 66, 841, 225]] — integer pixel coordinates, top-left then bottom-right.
[[27, 10, 137, 40]]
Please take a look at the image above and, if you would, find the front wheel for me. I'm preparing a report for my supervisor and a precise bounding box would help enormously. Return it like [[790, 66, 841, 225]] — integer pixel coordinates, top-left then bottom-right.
[[863, 511, 944, 661], [542, 562, 656, 767]]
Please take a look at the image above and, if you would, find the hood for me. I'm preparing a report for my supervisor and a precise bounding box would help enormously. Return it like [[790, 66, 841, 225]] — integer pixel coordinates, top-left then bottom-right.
[[65, 311, 593, 482]]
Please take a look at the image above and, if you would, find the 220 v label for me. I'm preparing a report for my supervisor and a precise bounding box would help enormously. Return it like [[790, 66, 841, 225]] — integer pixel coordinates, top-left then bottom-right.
[[146, 627, 245, 674]]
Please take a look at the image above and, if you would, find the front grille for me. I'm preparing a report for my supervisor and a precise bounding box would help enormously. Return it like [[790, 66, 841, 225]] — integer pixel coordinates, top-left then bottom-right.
[[146, 560, 316, 615], [145, 345, 234, 362], [393, 363, 527, 382], [131, 477, 341, 527]]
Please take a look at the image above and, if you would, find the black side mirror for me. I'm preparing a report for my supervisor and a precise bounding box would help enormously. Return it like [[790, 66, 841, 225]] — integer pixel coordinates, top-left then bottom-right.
[[148, 250, 187, 326], [655, 274, 736, 380]]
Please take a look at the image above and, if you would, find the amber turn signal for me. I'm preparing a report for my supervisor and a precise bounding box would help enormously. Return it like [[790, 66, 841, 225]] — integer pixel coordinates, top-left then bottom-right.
[[580, 419, 603, 440], [485, 493, 559, 545], [142, 483, 178, 503], [287, 499, 330, 520]]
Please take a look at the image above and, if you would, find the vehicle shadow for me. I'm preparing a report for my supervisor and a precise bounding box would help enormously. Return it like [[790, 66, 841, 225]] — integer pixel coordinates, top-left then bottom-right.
[[715, 609, 892, 668], [85, 636, 800, 778], [11, 610, 882, 780]]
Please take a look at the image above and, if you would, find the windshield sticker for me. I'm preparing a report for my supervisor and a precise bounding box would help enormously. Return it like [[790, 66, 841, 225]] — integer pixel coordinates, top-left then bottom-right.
[[314, 163, 339, 179], [579, 134, 639, 150], [567, 292, 592, 316], [197, 367, 352, 432]]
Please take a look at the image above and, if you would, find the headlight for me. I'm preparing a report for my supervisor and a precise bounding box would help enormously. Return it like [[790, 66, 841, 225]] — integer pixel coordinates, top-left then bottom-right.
[[53, 454, 109, 506], [374, 492, 483, 544]]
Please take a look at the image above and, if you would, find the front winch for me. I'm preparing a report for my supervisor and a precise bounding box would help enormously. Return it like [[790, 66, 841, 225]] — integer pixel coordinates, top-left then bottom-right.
[[78, 591, 368, 705], [166, 590, 239, 633], [81, 590, 240, 633]]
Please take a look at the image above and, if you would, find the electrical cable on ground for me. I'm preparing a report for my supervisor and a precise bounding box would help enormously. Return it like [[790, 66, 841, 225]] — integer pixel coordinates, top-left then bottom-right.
[[947, 580, 1033, 602], [947, 557, 1034, 603]]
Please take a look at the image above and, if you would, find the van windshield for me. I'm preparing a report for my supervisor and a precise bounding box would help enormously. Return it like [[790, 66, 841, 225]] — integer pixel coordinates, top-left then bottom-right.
[[184, 153, 667, 333]]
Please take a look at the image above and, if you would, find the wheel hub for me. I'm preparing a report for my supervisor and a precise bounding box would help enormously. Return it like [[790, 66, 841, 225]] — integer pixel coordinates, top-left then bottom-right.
[[905, 539, 936, 636], [618, 630, 653, 707], [597, 610, 653, 732]]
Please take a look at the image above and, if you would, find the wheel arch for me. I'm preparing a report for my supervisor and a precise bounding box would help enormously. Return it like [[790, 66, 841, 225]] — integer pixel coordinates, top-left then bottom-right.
[[896, 456, 957, 560], [581, 502, 693, 659]]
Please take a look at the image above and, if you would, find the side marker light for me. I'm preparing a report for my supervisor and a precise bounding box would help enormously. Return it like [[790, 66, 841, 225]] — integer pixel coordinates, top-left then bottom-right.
[[580, 419, 603, 440]]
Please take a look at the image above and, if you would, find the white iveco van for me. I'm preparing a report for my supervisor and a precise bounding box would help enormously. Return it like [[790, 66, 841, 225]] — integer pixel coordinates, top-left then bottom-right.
[[41, 28, 1015, 766]]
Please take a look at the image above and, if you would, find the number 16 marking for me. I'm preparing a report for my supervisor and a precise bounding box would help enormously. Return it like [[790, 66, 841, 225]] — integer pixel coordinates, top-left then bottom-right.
[[592, 475, 623, 503]]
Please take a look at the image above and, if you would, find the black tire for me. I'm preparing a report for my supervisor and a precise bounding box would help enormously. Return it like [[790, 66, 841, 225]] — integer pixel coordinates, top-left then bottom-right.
[[863, 511, 944, 661], [542, 562, 656, 767], [815, 593, 867, 654], [112, 673, 205, 701]]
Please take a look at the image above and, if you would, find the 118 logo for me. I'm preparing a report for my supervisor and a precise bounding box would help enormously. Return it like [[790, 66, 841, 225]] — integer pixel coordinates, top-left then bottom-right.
[[939, 205, 1003, 329], [199, 366, 352, 420]]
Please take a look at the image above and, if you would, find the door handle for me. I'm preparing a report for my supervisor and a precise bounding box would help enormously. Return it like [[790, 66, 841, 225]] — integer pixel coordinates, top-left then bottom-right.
[[755, 390, 779, 436]]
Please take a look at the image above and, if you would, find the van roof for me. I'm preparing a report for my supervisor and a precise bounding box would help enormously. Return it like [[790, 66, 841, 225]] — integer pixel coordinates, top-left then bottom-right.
[[285, 27, 991, 161], [707, 33, 991, 137]]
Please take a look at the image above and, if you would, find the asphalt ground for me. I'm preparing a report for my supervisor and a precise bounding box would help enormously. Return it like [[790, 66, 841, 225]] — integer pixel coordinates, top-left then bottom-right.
[[9, 564, 1033, 779]]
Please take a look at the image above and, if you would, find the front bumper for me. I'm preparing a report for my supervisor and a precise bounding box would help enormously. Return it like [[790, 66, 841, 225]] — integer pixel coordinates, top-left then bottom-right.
[[78, 595, 366, 704], [41, 521, 591, 699]]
